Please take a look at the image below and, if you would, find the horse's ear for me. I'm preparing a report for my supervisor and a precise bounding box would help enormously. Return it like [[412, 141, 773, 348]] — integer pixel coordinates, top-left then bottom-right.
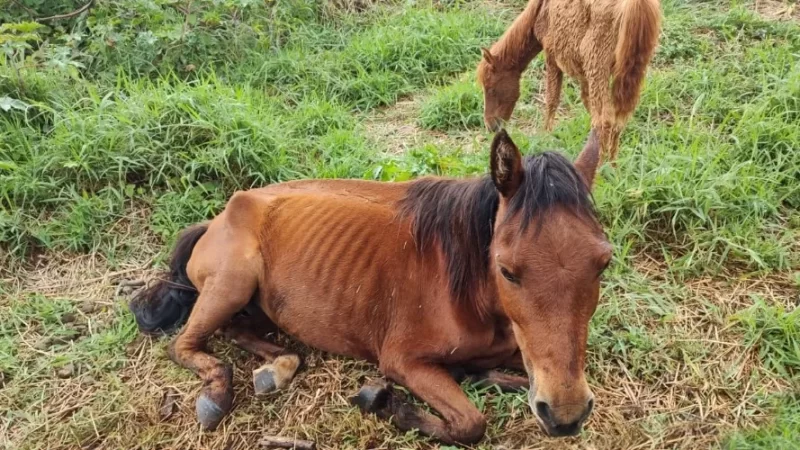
[[481, 47, 495, 66], [574, 129, 601, 190], [490, 129, 524, 198]]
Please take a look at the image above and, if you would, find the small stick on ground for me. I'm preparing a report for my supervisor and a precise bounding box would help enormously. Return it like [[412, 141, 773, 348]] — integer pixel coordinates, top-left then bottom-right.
[[259, 436, 316, 450], [115, 278, 146, 296]]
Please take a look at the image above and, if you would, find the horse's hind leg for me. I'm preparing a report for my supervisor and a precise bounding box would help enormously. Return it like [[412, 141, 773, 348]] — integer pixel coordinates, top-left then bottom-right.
[[449, 367, 529, 393], [606, 122, 623, 161], [581, 33, 616, 162], [467, 370, 528, 392], [579, 78, 591, 113], [168, 275, 257, 430], [543, 54, 563, 132], [220, 313, 301, 395]]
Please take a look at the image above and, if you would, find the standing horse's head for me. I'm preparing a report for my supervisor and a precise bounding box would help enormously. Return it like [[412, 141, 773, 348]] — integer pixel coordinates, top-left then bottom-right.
[[477, 48, 521, 132], [489, 129, 610, 437]]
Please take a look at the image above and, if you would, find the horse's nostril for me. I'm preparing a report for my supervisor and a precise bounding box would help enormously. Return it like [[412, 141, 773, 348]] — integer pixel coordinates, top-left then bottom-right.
[[535, 400, 553, 425], [587, 398, 594, 415]]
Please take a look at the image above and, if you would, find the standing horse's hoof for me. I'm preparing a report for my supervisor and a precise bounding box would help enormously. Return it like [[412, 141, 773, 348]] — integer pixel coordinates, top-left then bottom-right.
[[350, 379, 392, 413], [253, 354, 300, 395], [195, 392, 230, 431]]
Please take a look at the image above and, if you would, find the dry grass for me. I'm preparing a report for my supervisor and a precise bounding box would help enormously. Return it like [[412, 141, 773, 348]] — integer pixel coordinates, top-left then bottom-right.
[[364, 96, 489, 155], [752, 0, 800, 22], [2, 236, 796, 449]]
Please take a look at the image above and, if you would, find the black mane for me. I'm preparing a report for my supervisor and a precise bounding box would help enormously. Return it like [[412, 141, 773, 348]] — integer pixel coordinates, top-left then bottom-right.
[[507, 151, 597, 229], [398, 151, 596, 318]]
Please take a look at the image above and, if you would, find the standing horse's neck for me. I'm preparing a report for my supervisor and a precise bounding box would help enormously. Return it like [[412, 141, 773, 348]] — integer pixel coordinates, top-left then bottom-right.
[[491, 0, 544, 72]]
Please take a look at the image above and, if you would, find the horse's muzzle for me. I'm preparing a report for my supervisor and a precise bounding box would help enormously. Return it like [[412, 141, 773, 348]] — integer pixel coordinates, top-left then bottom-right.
[[485, 117, 504, 132]]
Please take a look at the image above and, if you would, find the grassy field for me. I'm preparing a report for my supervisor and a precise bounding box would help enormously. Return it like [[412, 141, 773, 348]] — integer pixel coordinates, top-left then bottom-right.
[[1, 0, 799, 448]]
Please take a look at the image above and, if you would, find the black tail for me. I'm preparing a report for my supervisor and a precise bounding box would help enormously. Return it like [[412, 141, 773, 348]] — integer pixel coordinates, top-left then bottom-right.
[[130, 224, 208, 335]]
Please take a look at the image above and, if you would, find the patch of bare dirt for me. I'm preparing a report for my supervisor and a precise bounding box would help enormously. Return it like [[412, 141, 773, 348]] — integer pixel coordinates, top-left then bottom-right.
[[363, 98, 427, 155], [753, 0, 800, 21], [364, 95, 492, 156]]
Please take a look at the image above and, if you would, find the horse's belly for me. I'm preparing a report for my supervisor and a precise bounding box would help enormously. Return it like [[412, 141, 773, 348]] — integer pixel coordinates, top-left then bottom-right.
[[259, 288, 380, 362], [542, 0, 591, 78]]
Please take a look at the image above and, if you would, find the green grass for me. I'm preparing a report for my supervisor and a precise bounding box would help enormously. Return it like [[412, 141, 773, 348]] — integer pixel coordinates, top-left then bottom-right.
[[726, 395, 800, 449], [1, 4, 508, 261], [736, 299, 800, 379], [419, 76, 484, 130], [1, 0, 799, 448]]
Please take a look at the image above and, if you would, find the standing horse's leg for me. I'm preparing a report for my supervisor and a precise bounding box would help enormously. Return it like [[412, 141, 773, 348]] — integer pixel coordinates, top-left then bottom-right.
[[581, 34, 615, 163], [584, 72, 613, 162], [219, 316, 301, 395], [376, 360, 488, 444], [168, 276, 256, 430], [543, 54, 563, 132], [606, 123, 623, 161], [579, 78, 591, 113]]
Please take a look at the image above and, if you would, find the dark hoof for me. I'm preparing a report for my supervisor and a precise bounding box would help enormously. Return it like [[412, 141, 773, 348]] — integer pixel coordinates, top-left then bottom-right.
[[253, 368, 277, 395], [252, 355, 300, 395], [196, 393, 228, 431], [350, 379, 392, 413]]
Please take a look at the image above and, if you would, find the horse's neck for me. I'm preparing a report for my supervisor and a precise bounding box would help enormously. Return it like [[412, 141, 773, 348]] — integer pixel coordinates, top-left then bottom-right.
[[492, 0, 544, 71]]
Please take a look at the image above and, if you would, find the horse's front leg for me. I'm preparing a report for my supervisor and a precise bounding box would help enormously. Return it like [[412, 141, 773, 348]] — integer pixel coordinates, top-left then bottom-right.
[[168, 277, 255, 430], [362, 359, 488, 444]]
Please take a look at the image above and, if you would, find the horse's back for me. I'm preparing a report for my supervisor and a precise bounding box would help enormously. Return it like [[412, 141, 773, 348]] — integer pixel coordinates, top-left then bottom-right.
[[541, 0, 620, 76], [253, 178, 409, 203]]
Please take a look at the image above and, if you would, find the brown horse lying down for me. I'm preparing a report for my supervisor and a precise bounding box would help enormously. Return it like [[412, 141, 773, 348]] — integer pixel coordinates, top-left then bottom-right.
[[477, 0, 661, 161], [130, 129, 612, 444]]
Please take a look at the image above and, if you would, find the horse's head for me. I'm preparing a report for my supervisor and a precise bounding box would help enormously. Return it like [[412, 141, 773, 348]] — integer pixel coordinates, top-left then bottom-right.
[[477, 48, 521, 132], [488, 129, 610, 437]]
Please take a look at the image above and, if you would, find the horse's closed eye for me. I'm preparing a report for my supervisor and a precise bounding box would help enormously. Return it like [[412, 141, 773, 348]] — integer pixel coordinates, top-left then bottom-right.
[[500, 267, 520, 284]]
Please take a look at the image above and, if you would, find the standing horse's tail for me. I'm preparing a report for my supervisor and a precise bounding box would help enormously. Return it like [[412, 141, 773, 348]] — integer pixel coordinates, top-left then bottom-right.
[[129, 223, 208, 335], [612, 0, 661, 120]]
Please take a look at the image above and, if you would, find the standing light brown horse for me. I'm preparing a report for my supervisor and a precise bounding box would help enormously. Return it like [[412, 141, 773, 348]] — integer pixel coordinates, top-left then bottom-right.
[[130, 129, 612, 444], [477, 0, 661, 161]]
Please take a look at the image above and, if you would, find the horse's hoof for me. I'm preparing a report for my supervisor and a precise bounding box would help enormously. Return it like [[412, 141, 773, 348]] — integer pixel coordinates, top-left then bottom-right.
[[195, 393, 228, 431], [253, 354, 300, 395], [350, 379, 392, 413], [253, 367, 276, 394]]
